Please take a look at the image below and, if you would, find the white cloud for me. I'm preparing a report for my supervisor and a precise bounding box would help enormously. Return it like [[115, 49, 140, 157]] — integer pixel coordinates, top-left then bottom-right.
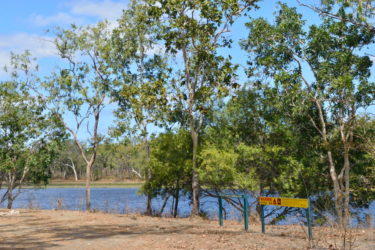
[[70, 0, 128, 20], [0, 1, 129, 76], [0, 33, 58, 76], [28, 1, 128, 28], [0, 33, 56, 58], [30, 12, 84, 27]]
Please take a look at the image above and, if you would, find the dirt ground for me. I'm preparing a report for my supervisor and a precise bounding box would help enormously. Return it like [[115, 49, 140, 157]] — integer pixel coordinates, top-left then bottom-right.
[[0, 209, 373, 249]]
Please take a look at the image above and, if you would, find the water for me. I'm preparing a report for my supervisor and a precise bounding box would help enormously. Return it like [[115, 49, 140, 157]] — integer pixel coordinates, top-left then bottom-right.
[[0, 188, 373, 227], [0, 188, 238, 219]]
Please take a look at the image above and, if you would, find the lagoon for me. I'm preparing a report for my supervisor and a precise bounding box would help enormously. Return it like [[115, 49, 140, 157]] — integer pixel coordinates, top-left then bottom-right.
[[0, 188, 226, 218], [0, 188, 373, 227]]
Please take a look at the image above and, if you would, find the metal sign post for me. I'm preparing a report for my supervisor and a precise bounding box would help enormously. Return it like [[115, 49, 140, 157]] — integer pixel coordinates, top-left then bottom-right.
[[306, 198, 312, 241], [260, 204, 265, 233], [218, 196, 223, 226], [259, 196, 312, 241], [243, 195, 249, 231], [217, 194, 249, 232]]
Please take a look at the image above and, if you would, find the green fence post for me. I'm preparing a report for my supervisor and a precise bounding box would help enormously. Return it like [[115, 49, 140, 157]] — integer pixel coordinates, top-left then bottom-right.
[[306, 197, 312, 241], [218, 196, 223, 226], [243, 195, 249, 231], [261, 204, 265, 233]]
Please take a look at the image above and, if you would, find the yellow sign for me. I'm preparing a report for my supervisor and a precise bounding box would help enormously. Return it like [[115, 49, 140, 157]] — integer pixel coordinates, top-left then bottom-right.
[[259, 197, 308, 208]]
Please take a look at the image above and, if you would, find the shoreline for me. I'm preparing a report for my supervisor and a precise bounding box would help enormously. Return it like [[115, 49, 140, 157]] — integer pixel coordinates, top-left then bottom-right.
[[21, 180, 144, 189]]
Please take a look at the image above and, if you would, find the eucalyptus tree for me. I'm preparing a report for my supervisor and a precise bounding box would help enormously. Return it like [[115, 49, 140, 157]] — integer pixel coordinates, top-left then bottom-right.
[[145, 0, 259, 215], [93, 138, 147, 180], [51, 139, 83, 181], [298, 0, 375, 32], [0, 52, 61, 208], [110, 0, 168, 215], [42, 22, 114, 210], [241, 4, 374, 227]]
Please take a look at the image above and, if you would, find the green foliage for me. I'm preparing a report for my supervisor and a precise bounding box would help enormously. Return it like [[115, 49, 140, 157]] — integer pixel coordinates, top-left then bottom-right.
[[95, 138, 148, 180], [46, 22, 114, 145], [241, 3, 374, 225], [199, 87, 313, 198], [47, 21, 113, 104], [347, 116, 375, 207], [51, 139, 85, 180], [42, 22, 117, 210], [111, 0, 169, 136], [320, 0, 375, 28], [142, 130, 192, 198], [146, 0, 254, 124], [1, 0, 373, 222], [199, 146, 239, 188], [144, 0, 259, 214], [0, 54, 62, 207]]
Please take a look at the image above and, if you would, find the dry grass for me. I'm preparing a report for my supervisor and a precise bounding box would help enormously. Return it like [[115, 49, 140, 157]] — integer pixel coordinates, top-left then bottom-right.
[[0, 209, 373, 249]]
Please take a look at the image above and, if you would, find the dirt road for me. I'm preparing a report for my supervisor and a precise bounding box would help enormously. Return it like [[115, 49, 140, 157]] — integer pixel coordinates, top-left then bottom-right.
[[0, 209, 373, 249]]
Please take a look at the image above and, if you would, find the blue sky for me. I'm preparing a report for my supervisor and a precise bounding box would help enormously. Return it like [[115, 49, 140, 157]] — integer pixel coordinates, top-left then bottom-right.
[[1, 0, 374, 140], [0, 0, 325, 77], [0, 0, 129, 77]]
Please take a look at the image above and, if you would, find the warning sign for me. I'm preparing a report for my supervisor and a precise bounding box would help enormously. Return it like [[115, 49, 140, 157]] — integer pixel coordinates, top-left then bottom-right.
[[259, 197, 308, 208]]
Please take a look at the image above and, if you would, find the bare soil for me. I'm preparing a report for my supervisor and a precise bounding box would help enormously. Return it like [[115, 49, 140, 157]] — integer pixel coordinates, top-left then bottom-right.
[[0, 209, 373, 249]]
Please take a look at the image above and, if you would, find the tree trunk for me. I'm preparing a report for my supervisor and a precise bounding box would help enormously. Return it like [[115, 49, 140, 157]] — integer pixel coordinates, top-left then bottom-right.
[[327, 150, 344, 227], [69, 158, 78, 181], [174, 179, 180, 218], [7, 188, 13, 209], [6, 173, 15, 209], [85, 162, 93, 211], [158, 196, 169, 216], [343, 148, 350, 229], [182, 44, 200, 216], [340, 122, 353, 229], [7, 195, 13, 209], [191, 128, 200, 216], [144, 135, 153, 216], [314, 99, 346, 227], [146, 195, 152, 215]]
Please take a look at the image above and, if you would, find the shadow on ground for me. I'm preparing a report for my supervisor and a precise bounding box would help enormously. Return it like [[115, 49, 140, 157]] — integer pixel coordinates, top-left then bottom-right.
[[0, 211, 244, 249]]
